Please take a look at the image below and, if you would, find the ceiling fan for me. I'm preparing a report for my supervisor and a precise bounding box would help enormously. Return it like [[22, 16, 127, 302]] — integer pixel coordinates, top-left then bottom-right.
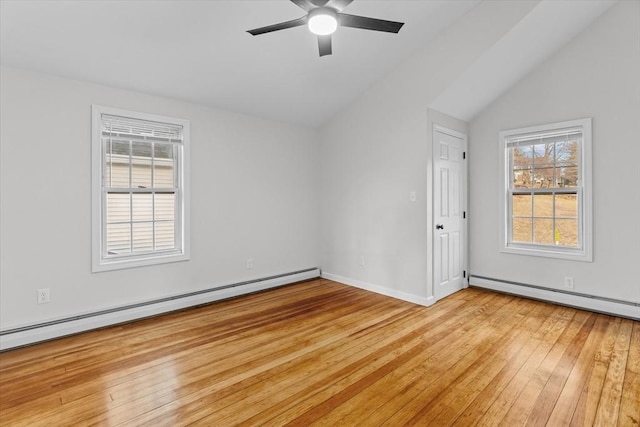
[[247, 0, 404, 57]]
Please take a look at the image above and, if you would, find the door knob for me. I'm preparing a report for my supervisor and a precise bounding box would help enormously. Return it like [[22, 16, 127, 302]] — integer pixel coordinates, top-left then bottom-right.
[[436, 224, 444, 230]]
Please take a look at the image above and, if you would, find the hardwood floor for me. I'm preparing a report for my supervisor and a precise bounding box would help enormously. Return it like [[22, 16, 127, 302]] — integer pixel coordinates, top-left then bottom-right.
[[0, 279, 638, 426]]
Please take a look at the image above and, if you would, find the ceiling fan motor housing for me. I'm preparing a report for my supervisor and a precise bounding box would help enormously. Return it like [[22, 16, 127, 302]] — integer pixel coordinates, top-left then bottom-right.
[[308, 7, 338, 35]]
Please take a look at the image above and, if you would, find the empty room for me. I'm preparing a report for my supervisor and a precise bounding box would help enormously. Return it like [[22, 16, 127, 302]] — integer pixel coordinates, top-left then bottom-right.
[[1, 0, 639, 425]]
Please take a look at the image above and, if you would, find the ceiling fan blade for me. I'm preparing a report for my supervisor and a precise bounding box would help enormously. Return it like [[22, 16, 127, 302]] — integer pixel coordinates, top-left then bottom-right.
[[318, 35, 332, 57], [325, 0, 353, 11], [290, 0, 315, 12], [338, 13, 404, 33], [247, 17, 307, 36]]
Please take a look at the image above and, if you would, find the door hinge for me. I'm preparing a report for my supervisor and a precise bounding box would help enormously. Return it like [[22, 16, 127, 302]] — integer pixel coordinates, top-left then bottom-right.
[[463, 211, 466, 219], [463, 152, 466, 159], [463, 270, 466, 278]]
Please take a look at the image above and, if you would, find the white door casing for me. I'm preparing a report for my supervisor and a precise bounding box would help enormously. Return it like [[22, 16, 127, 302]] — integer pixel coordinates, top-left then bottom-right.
[[433, 126, 467, 301]]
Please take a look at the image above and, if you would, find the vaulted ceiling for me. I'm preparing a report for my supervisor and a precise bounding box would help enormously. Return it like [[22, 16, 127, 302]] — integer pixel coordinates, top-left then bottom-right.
[[0, 0, 615, 127]]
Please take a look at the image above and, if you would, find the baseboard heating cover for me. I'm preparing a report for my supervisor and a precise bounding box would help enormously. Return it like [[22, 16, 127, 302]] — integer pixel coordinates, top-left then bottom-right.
[[469, 275, 639, 320], [0, 267, 320, 351]]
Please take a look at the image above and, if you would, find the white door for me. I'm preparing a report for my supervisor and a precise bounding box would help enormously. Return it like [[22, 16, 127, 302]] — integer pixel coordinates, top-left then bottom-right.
[[433, 128, 466, 301]]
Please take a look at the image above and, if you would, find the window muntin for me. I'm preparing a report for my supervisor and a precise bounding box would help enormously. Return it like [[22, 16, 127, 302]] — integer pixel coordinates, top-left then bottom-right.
[[92, 106, 190, 271], [499, 119, 592, 261]]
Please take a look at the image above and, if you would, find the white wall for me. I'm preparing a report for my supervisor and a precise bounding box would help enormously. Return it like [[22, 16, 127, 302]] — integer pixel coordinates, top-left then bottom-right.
[[3, 1, 637, 334], [319, 1, 537, 303], [469, 1, 640, 303], [0, 66, 320, 329]]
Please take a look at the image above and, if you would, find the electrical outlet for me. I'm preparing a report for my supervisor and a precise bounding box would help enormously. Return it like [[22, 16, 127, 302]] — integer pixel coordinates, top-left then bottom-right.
[[409, 191, 417, 202], [37, 288, 50, 304], [564, 277, 575, 289], [359, 255, 365, 266], [246, 258, 253, 269]]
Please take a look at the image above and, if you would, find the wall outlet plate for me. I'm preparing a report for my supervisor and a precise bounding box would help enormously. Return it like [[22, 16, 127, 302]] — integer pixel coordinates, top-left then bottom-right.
[[564, 277, 575, 289], [37, 288, 50, 304]]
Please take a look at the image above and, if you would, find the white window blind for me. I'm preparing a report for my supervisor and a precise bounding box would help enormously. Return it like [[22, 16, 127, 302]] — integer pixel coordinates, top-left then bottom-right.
[[101, 115, 184, 144], [506, 128, 582, 145]]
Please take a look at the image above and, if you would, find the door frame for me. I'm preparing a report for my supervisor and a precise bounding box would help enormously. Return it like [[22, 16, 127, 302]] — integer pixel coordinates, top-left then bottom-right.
[[431, 124, 469, 302]]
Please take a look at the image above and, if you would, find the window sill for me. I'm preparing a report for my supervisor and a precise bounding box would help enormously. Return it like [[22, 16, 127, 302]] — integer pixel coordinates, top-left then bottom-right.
[[501, 244, 592, 262], [92, 251, 190, 272]]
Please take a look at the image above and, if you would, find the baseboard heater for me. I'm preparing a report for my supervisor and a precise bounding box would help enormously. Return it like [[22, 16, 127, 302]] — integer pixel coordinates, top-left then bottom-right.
[[0, 267, 320, 351], [469, 275, 639, 320]]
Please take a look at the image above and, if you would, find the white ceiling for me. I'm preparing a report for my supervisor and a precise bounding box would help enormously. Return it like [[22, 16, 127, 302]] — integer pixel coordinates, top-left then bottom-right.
[[0, 0, 617, 128], [0, 0, 479, 128], [430, 0, 616, 121]]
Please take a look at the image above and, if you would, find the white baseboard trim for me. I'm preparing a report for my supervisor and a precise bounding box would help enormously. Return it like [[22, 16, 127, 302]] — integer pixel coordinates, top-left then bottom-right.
[[0, 268, 320, 351], [321, 272, 434, 307], [469, 276, 639, 320]]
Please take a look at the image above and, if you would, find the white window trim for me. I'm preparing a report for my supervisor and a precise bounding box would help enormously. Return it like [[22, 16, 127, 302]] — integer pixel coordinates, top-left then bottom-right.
[[91, 105, 190, 272], [498, 118, 592, 262]]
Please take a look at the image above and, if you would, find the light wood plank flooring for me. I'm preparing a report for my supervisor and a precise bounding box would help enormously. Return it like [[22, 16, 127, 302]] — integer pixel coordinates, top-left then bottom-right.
[[0, 279, 638, 426]]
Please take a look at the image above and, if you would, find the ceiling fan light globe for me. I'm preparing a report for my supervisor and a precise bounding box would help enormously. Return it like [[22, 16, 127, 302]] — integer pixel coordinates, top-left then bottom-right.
[[308, 10, 338, 35]]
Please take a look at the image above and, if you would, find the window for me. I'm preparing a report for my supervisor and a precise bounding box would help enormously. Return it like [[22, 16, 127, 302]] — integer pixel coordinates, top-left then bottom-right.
[[92, 105, 190, 272], [499, 118, 592, 261]]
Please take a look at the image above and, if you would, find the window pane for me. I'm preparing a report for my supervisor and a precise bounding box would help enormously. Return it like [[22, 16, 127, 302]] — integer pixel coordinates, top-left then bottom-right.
[[558, 166, 579, 187], [512, 145, 533, 188], [154, 164, 175, 188], [534, 219, 554, 245], [512, 218, 532, 243], [107, 223, 131, 254], [155, 221, 175, 250], [555, 193, 578, 218], [534, 162, 553, 188], [532, 142, 554, 189], [512, 194, 532, 216], [106, 193, 130, 223], [533, 194, 553, 217], [105, 140, 130, 187], [106, 161, 130, 188], [132, 193, 153, 222], [554, 140, 579, 187], [132, 162, 152, 188], [556, 219, 579, 247], [155, 193, 175, 221], [154, 143, 175, 188], [133, 222, 153, 252], [131, 141, 152, 188], [132, 140, 152, 158], [556, 139, 579, 162]]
